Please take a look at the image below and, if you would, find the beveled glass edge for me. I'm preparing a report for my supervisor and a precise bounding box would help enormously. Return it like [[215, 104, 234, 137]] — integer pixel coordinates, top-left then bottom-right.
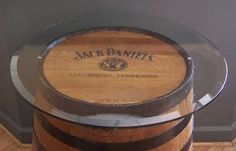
[[10, 51, 34, 103], [193, 57, 228, 110]]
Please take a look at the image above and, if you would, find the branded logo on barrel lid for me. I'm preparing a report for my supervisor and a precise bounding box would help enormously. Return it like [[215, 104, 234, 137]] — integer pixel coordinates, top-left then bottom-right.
[[99, 58, 128, 71]]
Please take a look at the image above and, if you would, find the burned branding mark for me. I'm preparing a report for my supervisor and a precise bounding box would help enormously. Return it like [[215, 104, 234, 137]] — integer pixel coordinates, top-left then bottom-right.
[[74, 48, 154, 62], [99, 58, 128, 71]]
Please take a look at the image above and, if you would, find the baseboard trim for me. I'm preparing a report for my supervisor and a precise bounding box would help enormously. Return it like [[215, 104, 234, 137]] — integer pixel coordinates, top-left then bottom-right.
[[193, 125, 234, 142], [0, 110, 32, 143]]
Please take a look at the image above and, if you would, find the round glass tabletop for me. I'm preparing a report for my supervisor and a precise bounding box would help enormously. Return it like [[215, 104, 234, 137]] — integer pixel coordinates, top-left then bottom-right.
[[10, 14, 227, 127]]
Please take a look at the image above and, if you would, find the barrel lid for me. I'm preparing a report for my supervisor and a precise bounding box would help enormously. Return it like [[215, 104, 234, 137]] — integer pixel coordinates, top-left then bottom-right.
[[10, 14, 227, 127], [38, 27, 192, 116], [41, 28, 187, 105]]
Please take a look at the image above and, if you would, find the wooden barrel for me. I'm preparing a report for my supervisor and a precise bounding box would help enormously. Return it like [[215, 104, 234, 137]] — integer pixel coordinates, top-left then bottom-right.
[[33, 111, 193, 151], [33, 27, 194, 151]]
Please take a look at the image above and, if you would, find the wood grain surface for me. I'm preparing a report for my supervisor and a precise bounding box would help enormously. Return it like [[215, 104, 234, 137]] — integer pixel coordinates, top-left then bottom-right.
[[32, 112, 193, 151], [0, 124, 236, 151], [0, 124, 32, 151], [42, 29, 187, 104]]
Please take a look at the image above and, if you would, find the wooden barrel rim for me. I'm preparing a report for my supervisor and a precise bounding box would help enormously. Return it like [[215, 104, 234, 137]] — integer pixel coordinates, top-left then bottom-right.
[[33, 112, 193, 151], [38, 26, 193, 116]]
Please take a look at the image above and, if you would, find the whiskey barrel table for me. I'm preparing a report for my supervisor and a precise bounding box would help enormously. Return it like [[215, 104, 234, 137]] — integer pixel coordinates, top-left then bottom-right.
[[10, 15, 227, 151]]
